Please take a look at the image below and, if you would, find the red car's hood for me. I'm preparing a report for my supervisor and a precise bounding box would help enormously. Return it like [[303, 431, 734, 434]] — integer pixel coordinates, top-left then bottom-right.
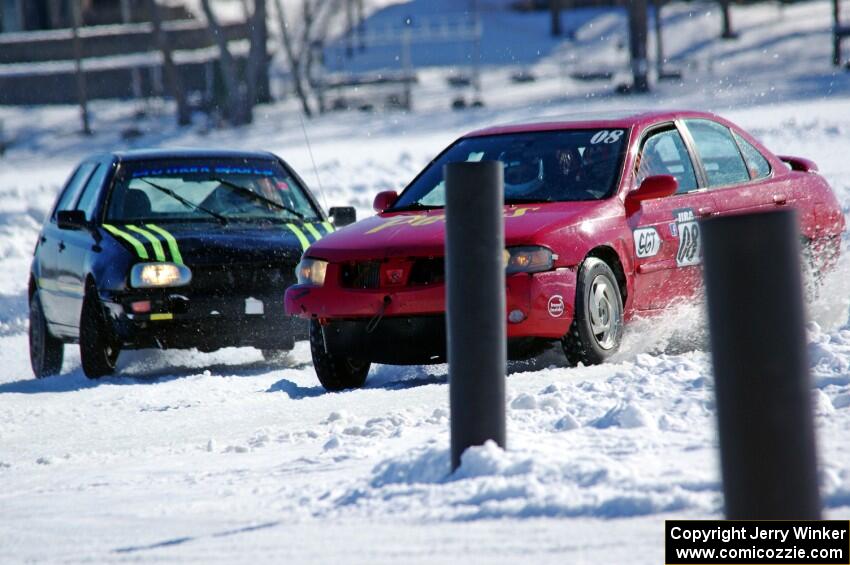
[[308, 201, 609, 262]]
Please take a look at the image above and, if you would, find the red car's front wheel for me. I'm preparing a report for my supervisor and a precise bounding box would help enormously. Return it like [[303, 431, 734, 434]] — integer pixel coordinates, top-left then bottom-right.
[[562, 258, 624, 366], [310, 320, 370, 391]]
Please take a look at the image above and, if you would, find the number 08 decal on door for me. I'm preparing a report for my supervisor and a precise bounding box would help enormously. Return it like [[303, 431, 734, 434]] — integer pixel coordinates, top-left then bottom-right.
[[673, 208, 701, 267]]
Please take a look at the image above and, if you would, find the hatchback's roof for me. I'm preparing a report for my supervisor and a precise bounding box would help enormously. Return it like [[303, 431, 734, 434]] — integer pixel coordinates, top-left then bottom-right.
[[464, 109, 719, 137]]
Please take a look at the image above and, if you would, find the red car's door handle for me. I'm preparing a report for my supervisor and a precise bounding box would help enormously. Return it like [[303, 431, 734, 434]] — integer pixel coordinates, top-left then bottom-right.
[[697, 207, 716, 218], [773, 194, 787, 205]]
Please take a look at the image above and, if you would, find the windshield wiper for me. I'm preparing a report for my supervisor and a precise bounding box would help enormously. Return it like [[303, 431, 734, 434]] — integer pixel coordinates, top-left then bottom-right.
[[138, 178, 228, 225], [389, 202, 444, 212], [211, 177, 306, 221]]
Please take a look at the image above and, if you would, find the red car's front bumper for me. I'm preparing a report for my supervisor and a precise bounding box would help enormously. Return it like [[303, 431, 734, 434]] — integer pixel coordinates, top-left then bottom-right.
[[284, 264, 577, 340]]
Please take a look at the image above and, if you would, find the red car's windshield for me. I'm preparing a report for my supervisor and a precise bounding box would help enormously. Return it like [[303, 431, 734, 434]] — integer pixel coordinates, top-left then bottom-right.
[[393, 128, 629, 209]]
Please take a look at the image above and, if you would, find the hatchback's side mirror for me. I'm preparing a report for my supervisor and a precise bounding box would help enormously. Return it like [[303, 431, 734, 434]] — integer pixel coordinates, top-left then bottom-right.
[[56, 210, 88, 230], [373, 190, 399, 213], [625, 175, 678, 215], [329, 206, 357, 227]]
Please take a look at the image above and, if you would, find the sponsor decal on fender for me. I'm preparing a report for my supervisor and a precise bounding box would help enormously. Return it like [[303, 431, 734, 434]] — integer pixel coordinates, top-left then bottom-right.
[[633, 227, 661, 258], [548, 295, 565, 318]]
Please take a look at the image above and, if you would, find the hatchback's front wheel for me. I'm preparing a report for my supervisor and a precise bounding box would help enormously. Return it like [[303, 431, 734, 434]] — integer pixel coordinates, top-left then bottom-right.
[[309, 320, 370, 391], [79, 288, 119, 379]]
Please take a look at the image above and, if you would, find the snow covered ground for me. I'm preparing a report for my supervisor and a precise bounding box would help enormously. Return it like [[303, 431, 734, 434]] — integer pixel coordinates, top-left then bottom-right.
[[1, 1, 850, 563]]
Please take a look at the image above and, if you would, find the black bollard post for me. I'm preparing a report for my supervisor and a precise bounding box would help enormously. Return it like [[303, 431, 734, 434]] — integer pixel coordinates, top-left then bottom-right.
[[701, 209, 821, 519], [445, 161, 507, 472]]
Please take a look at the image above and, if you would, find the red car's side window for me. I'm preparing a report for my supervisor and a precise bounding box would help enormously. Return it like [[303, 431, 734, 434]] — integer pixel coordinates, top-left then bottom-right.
[[732, 131, 771, 180], [683, 119, 750, 188], [636, 128, 698, 194]]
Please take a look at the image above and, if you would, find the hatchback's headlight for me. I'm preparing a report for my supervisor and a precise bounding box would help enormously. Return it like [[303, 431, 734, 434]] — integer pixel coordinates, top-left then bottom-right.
[[504, 246, 554, 275], [131, 262, 192, 288], [297, 257, 328, 286]]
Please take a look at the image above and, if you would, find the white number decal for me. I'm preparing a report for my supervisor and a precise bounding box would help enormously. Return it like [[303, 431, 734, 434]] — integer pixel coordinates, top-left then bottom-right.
[[590, 130, 625, 144], [676, 221, 701, 267]]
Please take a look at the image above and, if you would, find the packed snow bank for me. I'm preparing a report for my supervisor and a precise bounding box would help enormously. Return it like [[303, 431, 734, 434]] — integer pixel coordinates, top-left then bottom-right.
[[328, 348, 850, 524]]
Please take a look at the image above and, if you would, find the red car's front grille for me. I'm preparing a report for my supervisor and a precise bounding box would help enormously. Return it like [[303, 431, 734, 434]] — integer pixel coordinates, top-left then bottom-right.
[[339, 258, 444, 289], [340, 261, 381, 289], [408, 258, 444, 286]]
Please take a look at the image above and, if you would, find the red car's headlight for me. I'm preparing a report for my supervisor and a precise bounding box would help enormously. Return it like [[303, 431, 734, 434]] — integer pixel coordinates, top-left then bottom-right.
[[296, 257, 328, 286], [504, 246, 554, 275]]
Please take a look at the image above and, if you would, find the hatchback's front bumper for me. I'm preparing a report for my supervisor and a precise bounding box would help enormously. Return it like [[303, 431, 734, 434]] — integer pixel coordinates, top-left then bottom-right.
[[102, 289, 306, 351]]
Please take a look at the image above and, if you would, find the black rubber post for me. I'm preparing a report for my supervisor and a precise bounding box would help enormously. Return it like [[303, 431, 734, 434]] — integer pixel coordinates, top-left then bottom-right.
[[701, 209, 821, 519], [445, 161, 507, 472]]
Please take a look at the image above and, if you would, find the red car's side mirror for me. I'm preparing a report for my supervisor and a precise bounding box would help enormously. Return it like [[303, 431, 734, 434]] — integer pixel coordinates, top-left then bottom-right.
[[373, 190, 399, 213], [625, 175, 678, 215]]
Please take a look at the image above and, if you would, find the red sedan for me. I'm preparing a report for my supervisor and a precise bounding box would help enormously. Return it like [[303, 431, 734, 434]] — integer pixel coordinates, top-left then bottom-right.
[[286, 110, 844, 390]]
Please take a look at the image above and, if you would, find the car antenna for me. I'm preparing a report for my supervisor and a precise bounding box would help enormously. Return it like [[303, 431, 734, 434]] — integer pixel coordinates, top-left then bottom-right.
[[298, 112, 329, 211]]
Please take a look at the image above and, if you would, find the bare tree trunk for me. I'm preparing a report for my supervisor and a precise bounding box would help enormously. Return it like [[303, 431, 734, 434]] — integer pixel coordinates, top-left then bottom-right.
[[68, 0, 91, 135], [122, 0, 143, 101], [246, 0, 271, 106], [149, 0, 191, 125], [274, 0, 313, 117], [272, 0, 341, 117], [302, 0, 317, 79], [833, 0, 842, 66], [356, 0, 365, 51], [720, 0, 735, 39], [201, 0, 249, 125], [47, 0, 65, 28], [653, 0, 664, 76], [628, 0, 649, 93], [345, 0, 354, 57], [303, 0, 340, 114], [549, 0, 561, 37]]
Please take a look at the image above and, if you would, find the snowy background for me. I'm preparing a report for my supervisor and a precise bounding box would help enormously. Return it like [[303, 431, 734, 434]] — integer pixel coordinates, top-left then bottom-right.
[[1, 1, 850, 563]]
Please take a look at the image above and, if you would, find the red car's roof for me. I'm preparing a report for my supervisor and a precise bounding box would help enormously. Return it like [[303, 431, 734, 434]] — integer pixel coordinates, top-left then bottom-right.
[[464, 109, 721, 137]]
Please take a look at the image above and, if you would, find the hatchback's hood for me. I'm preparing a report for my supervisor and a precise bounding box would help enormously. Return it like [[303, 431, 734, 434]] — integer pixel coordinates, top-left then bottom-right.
[[307, 202, 607, 262], [106, 221, 329, 265]]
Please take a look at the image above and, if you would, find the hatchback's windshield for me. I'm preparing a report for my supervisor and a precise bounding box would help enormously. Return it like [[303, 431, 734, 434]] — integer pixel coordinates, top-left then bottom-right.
[[393, 129, 629, 209], [106, 158, 320, 223]]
